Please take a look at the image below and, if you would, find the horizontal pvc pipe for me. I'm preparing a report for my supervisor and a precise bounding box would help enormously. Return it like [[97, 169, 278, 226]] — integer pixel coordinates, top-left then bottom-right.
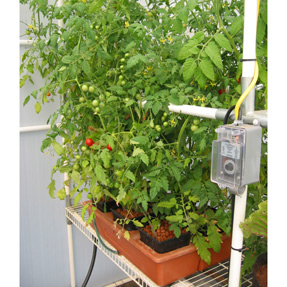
[[20, 39, 35, 46], [168, 104, 219, 119], [20, 124, 50, 133]]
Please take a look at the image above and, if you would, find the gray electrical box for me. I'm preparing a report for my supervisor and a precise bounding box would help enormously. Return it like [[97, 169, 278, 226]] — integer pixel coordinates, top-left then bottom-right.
[[211, 124, 262, 195]]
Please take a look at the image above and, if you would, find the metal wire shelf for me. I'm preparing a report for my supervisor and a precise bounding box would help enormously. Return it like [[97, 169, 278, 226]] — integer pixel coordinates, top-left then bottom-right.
[[66, 202, 253, 287]]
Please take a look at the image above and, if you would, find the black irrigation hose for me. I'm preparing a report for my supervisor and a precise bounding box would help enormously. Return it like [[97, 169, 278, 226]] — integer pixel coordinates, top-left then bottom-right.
[[81, 238, 97, 287], [81, 218, 118, 287], [223, 105, 236, 125]]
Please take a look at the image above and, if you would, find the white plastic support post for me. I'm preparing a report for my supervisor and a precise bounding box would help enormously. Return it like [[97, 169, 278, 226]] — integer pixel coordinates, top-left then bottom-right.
[[228, 186, 248, 287], [242, 0, 258, 78]]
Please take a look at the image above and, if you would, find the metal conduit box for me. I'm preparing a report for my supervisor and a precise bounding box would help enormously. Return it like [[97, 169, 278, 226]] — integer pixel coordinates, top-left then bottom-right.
[[211, 123, 262, 195]]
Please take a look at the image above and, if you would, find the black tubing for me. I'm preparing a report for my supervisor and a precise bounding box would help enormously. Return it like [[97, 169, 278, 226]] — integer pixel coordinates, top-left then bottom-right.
[[81, 217, 118, 287], [81, 238, 97, 287], [223, 105, 236, 125]]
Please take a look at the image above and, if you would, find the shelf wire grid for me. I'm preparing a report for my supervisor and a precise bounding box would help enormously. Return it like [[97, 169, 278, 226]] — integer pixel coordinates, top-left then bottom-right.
[[66, 202, 253, 287]]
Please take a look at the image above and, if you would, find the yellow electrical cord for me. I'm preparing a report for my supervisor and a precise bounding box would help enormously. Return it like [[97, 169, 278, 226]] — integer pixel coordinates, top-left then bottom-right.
[[234, 0, 261, 120]]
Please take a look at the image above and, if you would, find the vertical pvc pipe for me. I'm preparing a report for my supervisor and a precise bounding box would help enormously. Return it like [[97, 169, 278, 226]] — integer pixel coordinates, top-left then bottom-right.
[[228, 1, 259, 286], [241, 0, 258, 117], [57, 1, 76, 286], [228, 187, 248, 287]]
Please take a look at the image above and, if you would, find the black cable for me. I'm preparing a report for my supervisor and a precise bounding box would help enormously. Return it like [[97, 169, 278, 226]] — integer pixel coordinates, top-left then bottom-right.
[[81, 237, 97, 287], [81, 217, 119, 287], [223, 105, 236, 125]]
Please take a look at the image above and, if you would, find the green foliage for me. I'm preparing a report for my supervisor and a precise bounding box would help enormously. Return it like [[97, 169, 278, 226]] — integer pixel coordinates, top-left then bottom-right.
[[241, 201, 267, 239]]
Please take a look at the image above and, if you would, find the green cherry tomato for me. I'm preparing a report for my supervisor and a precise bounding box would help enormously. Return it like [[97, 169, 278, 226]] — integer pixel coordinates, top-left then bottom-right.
[[79, 97, 85, 103], [155, 125, 162, 132], [120, 58, 126, 63], [82, 84, 88, 92], [92, 99, 99, 107], [95, 25, 100, 29], [163, 112, 168, 117], [75, 155, 81, 160], [115, 170, 124, 178], [161, 116, 165, 121], [149, 121, 155, 128], [99, 102, 105, 108], [124, 97, 130, 103], [190, 125, 199, 132], [135, 93, 141, 100], [120, 65, 124, 69], [193, 119, 200, 125], [89, 86, 95, 93], [99, 94, 105, 101], [163, 121, 168, 127], [114, 182, 120, 189], [81, 146, 87, 152], [73, 164, 80, 170], [118, 75, 124, 81], [95, 107, 101, 113], [124, 53, 130, 58]]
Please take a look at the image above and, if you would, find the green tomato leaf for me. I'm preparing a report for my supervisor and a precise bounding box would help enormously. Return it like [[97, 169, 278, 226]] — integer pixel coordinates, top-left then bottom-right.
[[125, 170, 136, 183], [73, 192, 82, 207], [183, 58, 197, 82], [207, 224, 222, 253], [199, 58, 215, 81], [71, 170, 81, 185], [205, 41, 223, 70], [214, 33, 232, 52], [35, 102, 42, 114], [230, 16, 244, 36], [95, 165, 107, 185], [52, 140, 64, 156], [178, 40, 198, 60], [48, 179, 56, 199], [193, 233, 211, 264], [130, 136, 149, 145], [140, 153, 149, 166]]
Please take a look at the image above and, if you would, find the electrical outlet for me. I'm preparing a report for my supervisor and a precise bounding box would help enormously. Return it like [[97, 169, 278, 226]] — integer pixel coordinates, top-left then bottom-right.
[[211, 123, 262, 195]]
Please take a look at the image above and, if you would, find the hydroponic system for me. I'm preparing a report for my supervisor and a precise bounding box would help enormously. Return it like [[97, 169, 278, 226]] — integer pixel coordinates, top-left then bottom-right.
[[20, 0, 267, 286]]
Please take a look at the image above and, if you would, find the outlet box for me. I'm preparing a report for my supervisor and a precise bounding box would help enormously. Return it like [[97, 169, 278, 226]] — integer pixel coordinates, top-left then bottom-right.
[[211, 124, 262, 195]]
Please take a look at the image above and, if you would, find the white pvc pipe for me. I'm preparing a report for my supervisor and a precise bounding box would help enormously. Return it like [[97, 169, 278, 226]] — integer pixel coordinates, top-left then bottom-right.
[[20, 39, 34, 46], [168, 104, 218, 119], [20, 124, 50, 133], [67, 224, 76, 287], [242, 0, 258, 78], [56, 1, 76, 286], [228, 187, 248, 287]]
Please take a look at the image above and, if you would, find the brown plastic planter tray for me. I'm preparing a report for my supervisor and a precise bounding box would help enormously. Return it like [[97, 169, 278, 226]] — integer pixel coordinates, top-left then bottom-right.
[[197, 234, 232, 271], [91, 208, 201, 286], [138, 228, 191, 254]]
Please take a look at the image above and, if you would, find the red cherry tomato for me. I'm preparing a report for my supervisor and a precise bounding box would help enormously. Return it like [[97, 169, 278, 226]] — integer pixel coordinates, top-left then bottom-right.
[[218, 88, 225, 95], [106, 144, 113, 151], [238, 77, 241, 84], [85, 138, 95, 147]]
